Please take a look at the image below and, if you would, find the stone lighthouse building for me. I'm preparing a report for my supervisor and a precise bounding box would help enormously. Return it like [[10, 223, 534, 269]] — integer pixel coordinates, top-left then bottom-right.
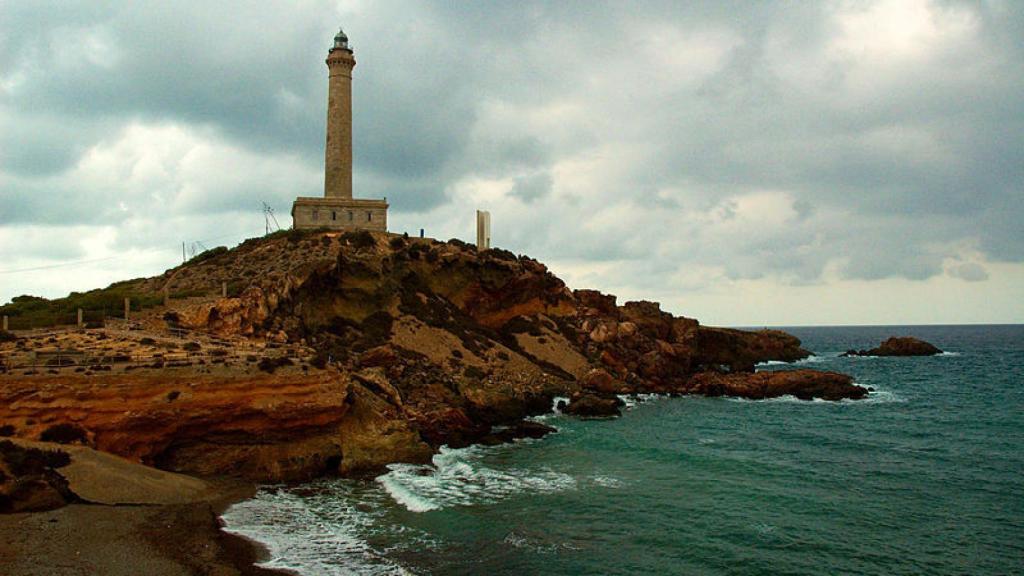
[[292, 29, 388, 231]]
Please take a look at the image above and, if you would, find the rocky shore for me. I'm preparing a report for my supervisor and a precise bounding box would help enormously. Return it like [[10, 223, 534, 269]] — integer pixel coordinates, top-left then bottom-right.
[[0, 230, 871, 573]]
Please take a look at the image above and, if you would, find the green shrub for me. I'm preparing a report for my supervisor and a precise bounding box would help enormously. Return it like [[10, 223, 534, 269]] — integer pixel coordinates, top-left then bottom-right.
[[225, 281, 248, 298], [188, 246, 228, 265], [39, 423, 88, 445], [0, 284, 162, 330]]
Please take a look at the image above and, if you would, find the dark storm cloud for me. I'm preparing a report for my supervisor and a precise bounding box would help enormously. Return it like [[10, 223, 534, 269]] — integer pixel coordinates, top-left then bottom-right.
[[1, 0, 1022, 288]]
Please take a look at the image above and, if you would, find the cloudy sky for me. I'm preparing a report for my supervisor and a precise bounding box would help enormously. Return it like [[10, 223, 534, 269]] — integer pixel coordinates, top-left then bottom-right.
[[1, 0, 1021, 326]]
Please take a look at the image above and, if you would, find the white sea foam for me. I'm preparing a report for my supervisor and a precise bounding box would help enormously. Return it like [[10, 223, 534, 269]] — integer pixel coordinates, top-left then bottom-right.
[[725, 385, 904, 405], [552, 395, 569, 413], [755, 354, 832, 369], [852, 387, 905, 404], [590, 475, 625, 488], [377, 473, 441, 513], [221, 481, 420, 576], [529, 396, 571, 422], [617, 393, 668, 410], [376, 445, 577, 513], [939, 351, 961, 357]]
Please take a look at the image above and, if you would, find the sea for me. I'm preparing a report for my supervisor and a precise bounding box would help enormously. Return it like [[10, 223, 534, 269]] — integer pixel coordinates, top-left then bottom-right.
[[221, 324, 1024, 575]]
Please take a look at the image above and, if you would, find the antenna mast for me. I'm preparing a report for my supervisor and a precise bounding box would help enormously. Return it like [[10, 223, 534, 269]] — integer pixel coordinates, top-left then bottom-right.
[[262, 201, 281, 234]]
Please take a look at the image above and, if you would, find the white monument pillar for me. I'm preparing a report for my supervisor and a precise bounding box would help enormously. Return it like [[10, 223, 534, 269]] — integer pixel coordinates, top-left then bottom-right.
[[476, 210, 491, 251]]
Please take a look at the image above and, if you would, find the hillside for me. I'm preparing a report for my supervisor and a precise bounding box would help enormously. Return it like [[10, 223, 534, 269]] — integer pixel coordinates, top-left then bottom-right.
[[0, 230, 865, 500]]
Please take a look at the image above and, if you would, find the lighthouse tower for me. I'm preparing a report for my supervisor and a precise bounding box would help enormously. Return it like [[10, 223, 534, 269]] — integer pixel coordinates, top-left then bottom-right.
[[324, 29, 355, 199], [292, 28, 388, 231]]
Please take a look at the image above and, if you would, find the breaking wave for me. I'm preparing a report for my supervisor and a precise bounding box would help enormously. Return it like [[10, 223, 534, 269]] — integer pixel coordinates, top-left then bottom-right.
[[617, 393, 669, 410], [377, 445, 577, 513], [221, 480, 424, 576], [725, 385, 903, 405]]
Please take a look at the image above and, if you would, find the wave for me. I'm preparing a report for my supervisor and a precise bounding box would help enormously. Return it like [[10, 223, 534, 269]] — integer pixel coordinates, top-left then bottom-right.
[[221, 481, 420, 576], [503, 530, 582, 554], [616, 393, 669, 410], [376, 445, 577, 513], [725, 385, 903, 405], [755, 354, 831, 368], [590, 474, 625, 488]]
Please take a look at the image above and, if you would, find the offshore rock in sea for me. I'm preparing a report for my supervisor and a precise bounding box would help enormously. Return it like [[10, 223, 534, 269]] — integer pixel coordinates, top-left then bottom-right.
[[843, 337, 942, 357], [686, 369, 868, 401]]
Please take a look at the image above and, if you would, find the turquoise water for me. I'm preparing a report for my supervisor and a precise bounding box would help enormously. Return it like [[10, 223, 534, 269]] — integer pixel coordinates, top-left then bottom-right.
[[222, 325, 1024, 575]]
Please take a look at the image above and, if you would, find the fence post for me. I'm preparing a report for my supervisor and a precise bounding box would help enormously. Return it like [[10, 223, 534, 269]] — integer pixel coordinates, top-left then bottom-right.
[[163, 288, 169, 307], [2, 315, 7, 331], [222, 281, 227, 298], [77, 308, 83, 328], [124, 297, 130, 321]]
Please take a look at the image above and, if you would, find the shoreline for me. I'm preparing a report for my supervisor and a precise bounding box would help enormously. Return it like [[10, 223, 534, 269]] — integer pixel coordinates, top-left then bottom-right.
[[0, 478, 294, 576]]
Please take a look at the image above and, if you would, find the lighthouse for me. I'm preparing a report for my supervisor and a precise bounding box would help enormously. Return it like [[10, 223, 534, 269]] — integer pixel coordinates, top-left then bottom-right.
[[292, 29, 388, 231], [324, 29, 355, 199]]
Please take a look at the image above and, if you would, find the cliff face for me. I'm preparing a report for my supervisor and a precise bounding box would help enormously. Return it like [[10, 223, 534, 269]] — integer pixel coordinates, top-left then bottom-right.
[[0, 368, 397, 481], [0, 231, 866, 485]]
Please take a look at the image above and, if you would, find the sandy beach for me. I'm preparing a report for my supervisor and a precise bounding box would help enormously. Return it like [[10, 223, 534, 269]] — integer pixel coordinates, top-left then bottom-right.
[[0, 482, 289, 576]]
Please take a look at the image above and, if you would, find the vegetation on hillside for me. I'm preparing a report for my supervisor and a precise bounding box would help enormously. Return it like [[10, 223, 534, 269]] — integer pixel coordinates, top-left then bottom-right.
[[0, 281, 164, 330]]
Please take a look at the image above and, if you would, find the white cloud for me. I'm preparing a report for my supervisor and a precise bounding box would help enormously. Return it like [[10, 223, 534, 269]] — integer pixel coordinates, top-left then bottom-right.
[[1, 1, 1022, 324]]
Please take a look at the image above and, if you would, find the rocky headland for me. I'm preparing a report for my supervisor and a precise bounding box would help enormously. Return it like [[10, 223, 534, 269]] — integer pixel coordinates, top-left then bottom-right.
[[0, 227, 872, 561], [0, 230, 870, 572], [0, 231, 868, 486]]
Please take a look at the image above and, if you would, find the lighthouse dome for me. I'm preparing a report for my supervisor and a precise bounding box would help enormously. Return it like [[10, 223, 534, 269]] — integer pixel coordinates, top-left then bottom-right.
[[333, 29, 350, 51]]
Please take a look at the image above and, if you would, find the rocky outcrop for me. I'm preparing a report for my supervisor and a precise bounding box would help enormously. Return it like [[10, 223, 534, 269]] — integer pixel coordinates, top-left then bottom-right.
[[563, 393, 624, 418], [0, 440, 74, 512], [478, 421, 557, 445], [1, 438, 209, 512], [686, 369, 867, 401], [843, 337, 942, 357], [570, 291, 811, 391], [0, 369, 354, 482]]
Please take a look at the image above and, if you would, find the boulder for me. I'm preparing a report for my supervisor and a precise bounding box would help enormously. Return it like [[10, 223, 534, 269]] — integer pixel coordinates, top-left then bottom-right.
[[357, 345, 398, 368], [581, 368, 625, 394], [563, 393, 623, 418]]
